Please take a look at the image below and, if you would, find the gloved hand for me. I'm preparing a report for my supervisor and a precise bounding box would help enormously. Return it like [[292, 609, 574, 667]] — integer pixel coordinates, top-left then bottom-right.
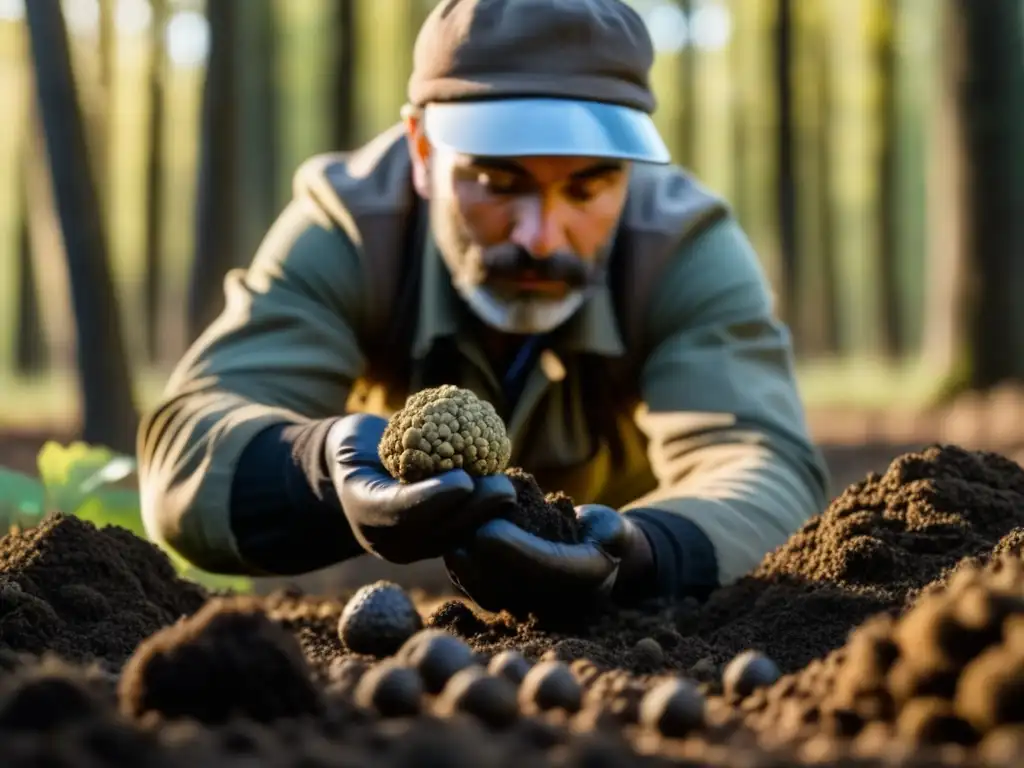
[[443, 504, 656, 616], [326, 413, 517, 564]]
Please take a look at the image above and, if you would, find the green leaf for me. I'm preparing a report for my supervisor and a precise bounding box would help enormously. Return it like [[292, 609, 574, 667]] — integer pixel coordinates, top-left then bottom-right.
[[0, 467, 48, 528], [73, 491, 147, 539], [37, 441, 137, 514]]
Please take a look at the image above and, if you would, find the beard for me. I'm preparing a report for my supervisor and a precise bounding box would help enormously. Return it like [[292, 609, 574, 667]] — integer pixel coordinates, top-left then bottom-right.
[[430, 197, 609, 336]]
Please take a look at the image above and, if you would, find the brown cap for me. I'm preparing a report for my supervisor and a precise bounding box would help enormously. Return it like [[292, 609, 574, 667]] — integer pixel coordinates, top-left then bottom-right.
[[407, 0, 670, 164]]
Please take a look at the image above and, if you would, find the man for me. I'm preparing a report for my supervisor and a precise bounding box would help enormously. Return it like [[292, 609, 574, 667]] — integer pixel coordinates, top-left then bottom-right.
[[138, 0, 829, 615]]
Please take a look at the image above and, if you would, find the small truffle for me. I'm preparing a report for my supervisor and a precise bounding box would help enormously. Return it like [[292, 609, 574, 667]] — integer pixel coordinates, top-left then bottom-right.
[[723, 650, 782, 699], [353, 661, 423, 718], [397, 629, 476, 694], [488, 650, 533, 685], [435, 666, 519, 728], [633, 637, 665, 666], [638, 677, 706, 738], [518, 660, 582, 714], [338, 581, 423, 658]]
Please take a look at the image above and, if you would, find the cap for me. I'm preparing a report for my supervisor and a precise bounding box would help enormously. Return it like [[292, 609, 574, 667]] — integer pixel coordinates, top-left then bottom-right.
[[407, 0, 670, 164]]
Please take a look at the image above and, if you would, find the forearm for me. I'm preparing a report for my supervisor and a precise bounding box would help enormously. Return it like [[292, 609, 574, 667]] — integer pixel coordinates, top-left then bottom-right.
[[229, 418, 366, 575], [626, 431, 828, 591], [138, 391, 360, 576]]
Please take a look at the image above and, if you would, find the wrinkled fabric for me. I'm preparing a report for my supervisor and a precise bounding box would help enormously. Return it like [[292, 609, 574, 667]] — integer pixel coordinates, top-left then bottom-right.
[[138, 143, 828, 589]]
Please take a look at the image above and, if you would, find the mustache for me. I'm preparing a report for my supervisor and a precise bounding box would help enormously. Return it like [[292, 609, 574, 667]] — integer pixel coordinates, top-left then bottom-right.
[[478, 244, 592, 288]]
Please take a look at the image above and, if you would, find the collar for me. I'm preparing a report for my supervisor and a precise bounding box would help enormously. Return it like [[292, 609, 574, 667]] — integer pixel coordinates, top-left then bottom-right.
[[411, 232, 626, 360]]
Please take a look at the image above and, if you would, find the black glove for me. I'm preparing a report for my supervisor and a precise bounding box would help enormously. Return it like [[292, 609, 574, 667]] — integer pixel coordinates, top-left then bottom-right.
[[443, 504, 656, 616], [326, 414, 517, 564]]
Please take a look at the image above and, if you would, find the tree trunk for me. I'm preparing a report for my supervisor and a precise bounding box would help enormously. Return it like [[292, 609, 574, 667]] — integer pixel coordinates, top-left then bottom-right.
[[678, 0, 697, 168], [235, 0, 280, 260], [143, 0, 167, 363], [93, 0, 115, 213], [955, 0, 1024, 389], [774, 0, 798, 330], [329, 0, 356, 151], [24, 0, 138, 452], [876, 2, 901, 358], [187, 0, 240, 342], [15, 147, 47, 376]]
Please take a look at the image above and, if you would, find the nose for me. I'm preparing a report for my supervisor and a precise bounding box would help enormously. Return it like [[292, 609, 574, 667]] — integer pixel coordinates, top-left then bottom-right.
[[509, 194, 568, 258]]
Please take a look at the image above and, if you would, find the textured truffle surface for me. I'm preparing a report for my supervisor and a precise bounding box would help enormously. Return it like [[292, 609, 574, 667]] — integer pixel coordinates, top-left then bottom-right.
[[379, 385, 512, 483]]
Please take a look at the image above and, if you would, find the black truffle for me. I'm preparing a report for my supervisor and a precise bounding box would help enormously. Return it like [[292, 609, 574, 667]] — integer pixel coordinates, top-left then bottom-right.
[[397, 629, 476, 694], [638, 677, 706, 738], [435, 666, 520, 728], [488, 650, 533, 685], [338, 581, 424, 658], [353, 661, 424, 718], [518, 660, 582, 714], [723, 650, 781, 700]]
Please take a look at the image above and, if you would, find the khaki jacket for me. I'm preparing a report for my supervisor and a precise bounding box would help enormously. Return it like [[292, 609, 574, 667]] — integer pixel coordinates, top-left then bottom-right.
[[138, 126, 829, 588]]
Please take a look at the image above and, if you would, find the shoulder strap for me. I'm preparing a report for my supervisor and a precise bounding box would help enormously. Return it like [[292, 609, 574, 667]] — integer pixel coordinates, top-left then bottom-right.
[[293, 124, 416, 355], [610, 163, 731, 374], [292, 124, 424, 388]]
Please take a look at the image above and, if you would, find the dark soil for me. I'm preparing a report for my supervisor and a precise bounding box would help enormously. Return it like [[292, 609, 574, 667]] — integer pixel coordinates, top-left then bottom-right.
[[0, 514, 207, 667], [501, 467, 582, 544], [1, 444, 1024, 766]]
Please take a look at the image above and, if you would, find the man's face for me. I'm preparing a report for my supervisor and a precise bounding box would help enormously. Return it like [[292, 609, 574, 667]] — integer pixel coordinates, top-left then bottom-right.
[[407, 115, 632, 335]]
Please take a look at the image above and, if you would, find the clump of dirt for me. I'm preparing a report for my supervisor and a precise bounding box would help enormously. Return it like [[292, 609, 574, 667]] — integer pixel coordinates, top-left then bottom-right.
[[0, 514, 207, 665], [117, 595, 323, 724], [432, 445, 1024, 675], [502, 467, 582, 544]]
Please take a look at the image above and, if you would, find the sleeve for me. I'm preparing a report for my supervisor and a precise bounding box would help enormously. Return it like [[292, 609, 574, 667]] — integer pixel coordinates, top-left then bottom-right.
[[621, 216, 830, 593], [137, 195, 370, 575]]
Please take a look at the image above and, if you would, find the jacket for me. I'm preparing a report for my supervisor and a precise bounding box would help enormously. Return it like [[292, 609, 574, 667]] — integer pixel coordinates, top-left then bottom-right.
[[137, 125, 830, 593]]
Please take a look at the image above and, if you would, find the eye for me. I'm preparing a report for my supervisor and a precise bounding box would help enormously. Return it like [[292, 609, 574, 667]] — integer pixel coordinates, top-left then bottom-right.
[[477, 171, 524, 196], [565, 180, 598, 203]]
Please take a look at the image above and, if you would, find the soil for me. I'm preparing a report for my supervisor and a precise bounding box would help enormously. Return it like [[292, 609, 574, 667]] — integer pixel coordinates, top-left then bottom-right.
[[1, 443, 1024, 765], [501, 467, 582, 544], [0, 514, 207, 668]]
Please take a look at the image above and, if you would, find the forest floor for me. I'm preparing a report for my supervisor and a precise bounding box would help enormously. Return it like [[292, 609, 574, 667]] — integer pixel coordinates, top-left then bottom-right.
[[1, 405, 1024, 764]]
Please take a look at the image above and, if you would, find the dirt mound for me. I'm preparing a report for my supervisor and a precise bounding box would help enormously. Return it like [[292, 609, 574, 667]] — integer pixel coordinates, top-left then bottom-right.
[[117, 595, 323, 724], [503, 467, 582, 543], [0, 514, 207, 665], [0, 445, 1022, 765], [698, 444, 1024, 670]]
